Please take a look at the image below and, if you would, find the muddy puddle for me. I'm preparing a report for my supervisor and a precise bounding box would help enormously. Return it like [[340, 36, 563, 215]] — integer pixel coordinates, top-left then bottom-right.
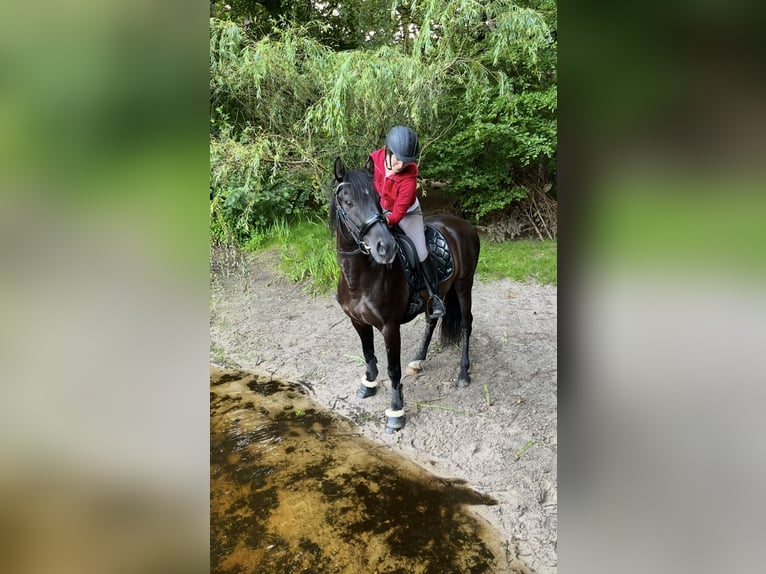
[[211, 365, 523, 574]]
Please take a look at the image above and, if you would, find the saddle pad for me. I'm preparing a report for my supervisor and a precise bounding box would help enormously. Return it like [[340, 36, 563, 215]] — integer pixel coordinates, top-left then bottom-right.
[[426, 225, 455, 280], [394, 225, 455, 293]]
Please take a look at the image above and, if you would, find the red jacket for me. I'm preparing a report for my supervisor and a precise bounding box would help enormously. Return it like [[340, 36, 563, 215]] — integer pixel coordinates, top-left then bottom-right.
[[369, 147, 419, 226]]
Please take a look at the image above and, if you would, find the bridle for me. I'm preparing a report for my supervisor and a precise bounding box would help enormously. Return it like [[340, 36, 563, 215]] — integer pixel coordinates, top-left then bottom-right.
[[334, 182, 388, 256]]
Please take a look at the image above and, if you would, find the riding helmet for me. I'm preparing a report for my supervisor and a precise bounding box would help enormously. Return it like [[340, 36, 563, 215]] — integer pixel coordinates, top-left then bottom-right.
[[385, 125, 420, 163]]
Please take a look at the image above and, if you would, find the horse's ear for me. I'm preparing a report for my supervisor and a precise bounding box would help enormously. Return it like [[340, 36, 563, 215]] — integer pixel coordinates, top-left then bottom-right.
[[364, 155, 374, 175], [334, 156, 345, 182]]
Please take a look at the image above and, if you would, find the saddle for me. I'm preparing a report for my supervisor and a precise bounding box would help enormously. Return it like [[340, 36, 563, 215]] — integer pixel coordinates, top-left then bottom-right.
[[391, 224, 455, 323]]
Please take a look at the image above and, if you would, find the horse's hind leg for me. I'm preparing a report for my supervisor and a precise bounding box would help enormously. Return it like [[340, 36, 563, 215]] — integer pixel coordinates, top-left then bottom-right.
[[406, 316, 438, 376], [352, 321, 379, 399], [456, 283, 474, 388], [457, 322, 472, 388]]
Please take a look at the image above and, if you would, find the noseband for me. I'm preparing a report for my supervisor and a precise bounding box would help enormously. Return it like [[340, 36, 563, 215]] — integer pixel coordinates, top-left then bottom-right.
[[334, 183, 387, 256]]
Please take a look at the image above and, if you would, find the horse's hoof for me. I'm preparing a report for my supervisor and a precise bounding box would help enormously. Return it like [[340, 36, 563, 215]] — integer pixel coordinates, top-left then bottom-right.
[[384, 408, 405, 433], [385, 417, 404, 433], [357, 384, 377, 399], [457, 377, 471, 388], [405, 360, 423, 377]]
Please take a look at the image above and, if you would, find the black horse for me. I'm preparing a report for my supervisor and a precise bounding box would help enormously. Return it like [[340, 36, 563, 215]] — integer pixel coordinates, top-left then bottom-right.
[[330, 157, 480, 433]]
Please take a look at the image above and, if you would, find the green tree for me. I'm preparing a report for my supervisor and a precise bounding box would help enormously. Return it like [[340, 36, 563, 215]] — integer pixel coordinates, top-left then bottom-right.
[[210, 0, 556, 243]]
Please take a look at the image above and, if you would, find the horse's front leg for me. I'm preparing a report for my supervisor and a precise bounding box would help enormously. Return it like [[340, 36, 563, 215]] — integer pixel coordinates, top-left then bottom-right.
[[381, 324, 404, 433], [352, 320, 379, 399], [406, 316, 439, 376]]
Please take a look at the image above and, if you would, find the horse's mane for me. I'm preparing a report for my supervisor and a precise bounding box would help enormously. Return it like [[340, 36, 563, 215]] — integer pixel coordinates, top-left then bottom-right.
[[344, 168, 374, 197], [328, 167, 375, 232]]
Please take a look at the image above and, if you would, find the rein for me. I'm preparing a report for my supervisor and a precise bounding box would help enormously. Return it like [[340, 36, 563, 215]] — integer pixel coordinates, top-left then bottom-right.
[[334, 183, 387, 256]]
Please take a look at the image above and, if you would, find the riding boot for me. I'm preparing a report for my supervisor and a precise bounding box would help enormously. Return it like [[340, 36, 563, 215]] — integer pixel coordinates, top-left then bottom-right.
[[420, 255, 445, 319]]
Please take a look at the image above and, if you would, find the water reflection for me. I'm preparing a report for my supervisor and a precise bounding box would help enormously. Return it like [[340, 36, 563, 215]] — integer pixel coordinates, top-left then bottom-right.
[[211, 366, 526, 573]]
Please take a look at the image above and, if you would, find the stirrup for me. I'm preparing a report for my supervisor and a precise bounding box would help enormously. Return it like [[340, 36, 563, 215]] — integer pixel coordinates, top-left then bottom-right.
[[426, 296, 445, 319]]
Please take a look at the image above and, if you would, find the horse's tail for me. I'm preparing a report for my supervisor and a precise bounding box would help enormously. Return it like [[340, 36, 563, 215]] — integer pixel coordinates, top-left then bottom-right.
[[439, 287, 462, 346]]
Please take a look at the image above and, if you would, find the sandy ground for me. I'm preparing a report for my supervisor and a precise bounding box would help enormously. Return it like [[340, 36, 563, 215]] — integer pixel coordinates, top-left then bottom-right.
[[210, 245, 557, 574]]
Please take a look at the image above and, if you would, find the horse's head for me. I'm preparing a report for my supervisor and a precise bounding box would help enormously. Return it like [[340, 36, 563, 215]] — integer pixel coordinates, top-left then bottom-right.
[[331, 157, 397, 265]]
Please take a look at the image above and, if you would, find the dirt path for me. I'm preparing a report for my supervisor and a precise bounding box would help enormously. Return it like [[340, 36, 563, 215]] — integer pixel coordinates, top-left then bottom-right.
[[210, 246, 557, 574]]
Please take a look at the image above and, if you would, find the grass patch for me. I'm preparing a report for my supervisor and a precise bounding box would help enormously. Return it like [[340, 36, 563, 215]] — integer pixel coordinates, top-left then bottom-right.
[[477, 239, 557, 285], [241, 218, 290, 252], [238, 217, 338, 295], [240, 220, 557, 291], [270, 218, 339, 295]]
